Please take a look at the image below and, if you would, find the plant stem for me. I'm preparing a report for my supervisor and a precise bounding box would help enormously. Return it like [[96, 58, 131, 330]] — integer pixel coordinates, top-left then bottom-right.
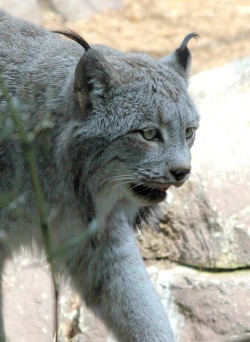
[[0, 78, 59, 341]]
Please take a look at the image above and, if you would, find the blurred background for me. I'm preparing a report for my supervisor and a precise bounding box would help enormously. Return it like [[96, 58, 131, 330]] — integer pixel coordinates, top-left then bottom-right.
[[0, 1, 250, 342], [1, 0, 250, 74]]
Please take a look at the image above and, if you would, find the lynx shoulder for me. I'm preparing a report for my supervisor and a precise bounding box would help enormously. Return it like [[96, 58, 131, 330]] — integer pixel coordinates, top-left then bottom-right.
[[0, 10, 199, 342]]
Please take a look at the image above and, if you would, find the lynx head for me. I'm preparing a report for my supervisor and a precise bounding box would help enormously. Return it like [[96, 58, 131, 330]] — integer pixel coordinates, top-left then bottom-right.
[[56, 31, 200, 218]]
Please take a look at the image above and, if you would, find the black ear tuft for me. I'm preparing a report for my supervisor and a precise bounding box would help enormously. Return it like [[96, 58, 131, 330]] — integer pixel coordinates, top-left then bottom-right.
[[52, 29, 91, 51], [179, 33, 200, 49], [175, 33, 199, 69], [159, 32, 199, 81]]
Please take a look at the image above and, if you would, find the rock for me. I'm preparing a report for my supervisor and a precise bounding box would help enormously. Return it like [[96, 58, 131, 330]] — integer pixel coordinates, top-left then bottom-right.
[[3, 256, 250, 342], [139, 57, 250, 270], [148, 263, 250, 342], [50, 0, 123, 21], [0, 0, 41, 24], [2, 255, 115, 342], [2, 257, 54, 342]]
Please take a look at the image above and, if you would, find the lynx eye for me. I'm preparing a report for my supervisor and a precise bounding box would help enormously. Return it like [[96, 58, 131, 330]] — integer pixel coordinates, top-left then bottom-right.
[[141, 129, 160, 141], [185, 127, 195, 140]]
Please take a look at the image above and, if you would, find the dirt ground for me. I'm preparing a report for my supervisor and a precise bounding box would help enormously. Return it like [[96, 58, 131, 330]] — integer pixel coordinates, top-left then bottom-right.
[[40, 0, 250, 74]]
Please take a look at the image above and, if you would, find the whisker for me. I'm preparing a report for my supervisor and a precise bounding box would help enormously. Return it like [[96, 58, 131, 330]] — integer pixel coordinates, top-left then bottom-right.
[[105, 175, 132, 180], [105, 176, 134, 186], [147, 185, 156, 198], [109, 168, 136, 172], [106, 175, 132, 180], [131, 182, 145, 189], [111, 180, 135, 189]]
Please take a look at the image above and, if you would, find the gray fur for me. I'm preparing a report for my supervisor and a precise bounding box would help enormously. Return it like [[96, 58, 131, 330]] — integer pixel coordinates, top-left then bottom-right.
[[0, 10, 199, 342]]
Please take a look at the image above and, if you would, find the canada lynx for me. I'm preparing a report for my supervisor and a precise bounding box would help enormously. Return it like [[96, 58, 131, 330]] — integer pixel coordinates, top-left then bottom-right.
[[0, 10, 199, 342]]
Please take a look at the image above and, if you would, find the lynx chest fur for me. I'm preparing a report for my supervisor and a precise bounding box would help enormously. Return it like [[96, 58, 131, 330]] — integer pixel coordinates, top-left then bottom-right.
[[0, 10, 199, 342]]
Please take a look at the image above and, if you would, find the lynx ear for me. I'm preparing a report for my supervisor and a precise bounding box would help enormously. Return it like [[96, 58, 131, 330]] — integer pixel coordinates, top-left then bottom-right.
[[74, 49, 119, 110], [53, 30, 118, 110], [160, 33, 199, 81]]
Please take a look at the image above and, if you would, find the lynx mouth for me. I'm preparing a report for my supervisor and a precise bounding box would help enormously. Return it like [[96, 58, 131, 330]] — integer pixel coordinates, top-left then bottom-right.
[[130, 183, 169, 203]]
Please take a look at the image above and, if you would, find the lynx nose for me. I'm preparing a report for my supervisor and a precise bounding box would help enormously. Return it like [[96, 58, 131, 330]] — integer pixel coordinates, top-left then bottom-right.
[[170, 168, 190, 182]]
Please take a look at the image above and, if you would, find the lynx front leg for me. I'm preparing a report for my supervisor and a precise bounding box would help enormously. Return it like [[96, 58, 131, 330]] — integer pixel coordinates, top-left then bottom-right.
[[65, 213, 175, 342]]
